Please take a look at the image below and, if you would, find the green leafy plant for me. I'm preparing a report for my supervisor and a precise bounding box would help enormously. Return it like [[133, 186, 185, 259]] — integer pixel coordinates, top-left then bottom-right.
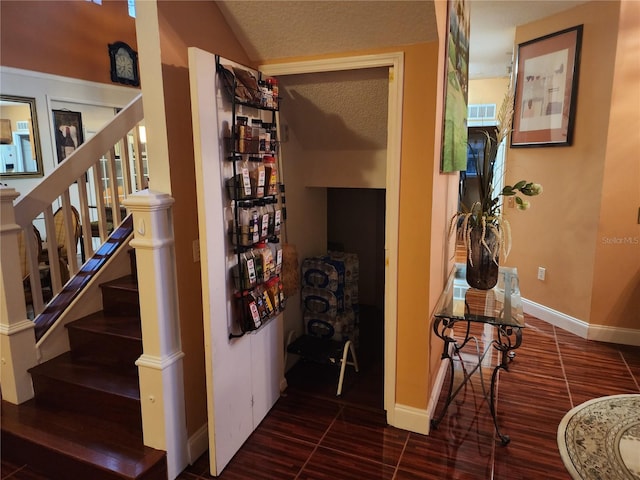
[[450, 88, 543, 265]]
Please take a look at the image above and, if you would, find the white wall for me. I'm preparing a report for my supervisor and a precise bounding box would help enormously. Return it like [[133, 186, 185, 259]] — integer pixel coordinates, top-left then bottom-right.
[[0, 67, 139, 199]]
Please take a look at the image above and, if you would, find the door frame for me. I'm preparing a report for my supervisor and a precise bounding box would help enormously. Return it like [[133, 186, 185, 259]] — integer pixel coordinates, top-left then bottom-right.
[[260, 52, 404, 424]]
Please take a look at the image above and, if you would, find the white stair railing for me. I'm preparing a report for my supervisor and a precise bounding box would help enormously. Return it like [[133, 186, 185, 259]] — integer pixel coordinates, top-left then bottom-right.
[[7, 94, 146, 319]]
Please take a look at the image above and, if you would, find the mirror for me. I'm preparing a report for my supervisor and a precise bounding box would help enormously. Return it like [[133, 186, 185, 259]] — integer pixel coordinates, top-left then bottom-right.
[[0, 95, 44, 177]]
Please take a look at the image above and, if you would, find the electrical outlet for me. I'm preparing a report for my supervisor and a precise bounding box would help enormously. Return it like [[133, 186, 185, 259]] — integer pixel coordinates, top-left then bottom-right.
[[192, 239, 200, 263], [537, 267, 546, 281]]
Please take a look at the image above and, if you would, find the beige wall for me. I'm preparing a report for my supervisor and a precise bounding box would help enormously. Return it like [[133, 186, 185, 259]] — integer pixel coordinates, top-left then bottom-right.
[[590, 0, 640, 329], [506, 1, 622, 322], [468, 77, 510, 106], [136, 1, 254, 436]]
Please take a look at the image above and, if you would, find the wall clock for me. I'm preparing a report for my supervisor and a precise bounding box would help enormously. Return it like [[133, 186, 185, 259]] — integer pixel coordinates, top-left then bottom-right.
[[108, 41, 140, 87]]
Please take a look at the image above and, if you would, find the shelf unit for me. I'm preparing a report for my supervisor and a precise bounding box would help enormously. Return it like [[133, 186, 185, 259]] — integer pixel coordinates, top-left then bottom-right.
[[215, 57, 286, 340]]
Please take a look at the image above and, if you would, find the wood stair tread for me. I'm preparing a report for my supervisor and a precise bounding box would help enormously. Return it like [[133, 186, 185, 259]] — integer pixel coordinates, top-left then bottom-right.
[[29, 352, 140, 401], [100, 275, 139, 292], [67, 311, 142, 340], [1, 399, 165, 479]]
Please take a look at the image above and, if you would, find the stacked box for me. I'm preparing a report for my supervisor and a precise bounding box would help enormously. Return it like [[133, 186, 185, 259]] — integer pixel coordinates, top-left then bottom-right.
[[301, 253, 360, 345]]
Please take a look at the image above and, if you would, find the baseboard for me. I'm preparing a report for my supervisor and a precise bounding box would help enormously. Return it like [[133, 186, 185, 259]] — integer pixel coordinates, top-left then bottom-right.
[[424, 355, 451, 436], [392, 403, 430, 436], [587, 324, 640, 346], [187, 423, 209, 465], [523, 298, 640, 346], [522, 298, 589, 338]]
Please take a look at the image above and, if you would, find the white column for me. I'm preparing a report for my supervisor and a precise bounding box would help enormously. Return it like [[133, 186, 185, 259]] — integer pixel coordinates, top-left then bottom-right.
[[123, 190, 188, 479], [0, 186, 37, 404]]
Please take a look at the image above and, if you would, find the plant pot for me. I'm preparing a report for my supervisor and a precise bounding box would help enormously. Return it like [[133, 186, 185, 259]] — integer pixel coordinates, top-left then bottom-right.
[[466, 226, 499, 290]]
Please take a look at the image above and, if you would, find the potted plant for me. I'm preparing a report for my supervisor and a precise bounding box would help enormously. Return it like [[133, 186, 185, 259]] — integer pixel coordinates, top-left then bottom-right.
[[450, 88, 543, 289]]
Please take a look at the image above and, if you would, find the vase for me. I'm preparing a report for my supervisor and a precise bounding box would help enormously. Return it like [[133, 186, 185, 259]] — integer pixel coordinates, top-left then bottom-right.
[[466, 226, 499, 290]]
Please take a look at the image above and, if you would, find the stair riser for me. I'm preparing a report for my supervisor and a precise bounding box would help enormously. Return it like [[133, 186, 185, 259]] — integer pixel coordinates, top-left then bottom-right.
[[68, 328, 143, 367], [101, 287, 140, 316], [31, 375, 142, 428], [1, 430, 167, 480]]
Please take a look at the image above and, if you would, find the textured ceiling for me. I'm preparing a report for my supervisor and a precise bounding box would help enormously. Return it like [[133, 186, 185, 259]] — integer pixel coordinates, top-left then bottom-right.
[[216, 0, 587, 152], [216, 1, 438, 63], [278, 68, 389, 150]]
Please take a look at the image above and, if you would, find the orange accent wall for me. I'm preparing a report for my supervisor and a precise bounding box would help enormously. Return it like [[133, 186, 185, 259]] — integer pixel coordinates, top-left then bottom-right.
[[506, 1, 625, 323], [590, 0, 640, 329], [150, 1, 254, 436], [0, 0, 137, 86]]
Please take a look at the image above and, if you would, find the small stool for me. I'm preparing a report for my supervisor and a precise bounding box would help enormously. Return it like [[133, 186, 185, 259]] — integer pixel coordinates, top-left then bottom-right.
[[285, 332, 359, 396]]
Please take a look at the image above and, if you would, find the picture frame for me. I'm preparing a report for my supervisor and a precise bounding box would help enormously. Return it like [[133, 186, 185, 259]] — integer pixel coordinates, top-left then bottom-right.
[[440, 0, 470, 172], [511, 25, 583, 148], [52, 109, 84, 164]]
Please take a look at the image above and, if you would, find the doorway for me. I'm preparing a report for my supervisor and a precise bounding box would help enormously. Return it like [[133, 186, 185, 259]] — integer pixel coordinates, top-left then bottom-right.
[[261, 52, 403, 423]]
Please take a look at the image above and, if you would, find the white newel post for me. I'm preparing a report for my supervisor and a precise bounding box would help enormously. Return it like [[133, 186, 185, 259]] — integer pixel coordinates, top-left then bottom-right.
[[123, 190, 188, 479], [0, 187, 37, 404]]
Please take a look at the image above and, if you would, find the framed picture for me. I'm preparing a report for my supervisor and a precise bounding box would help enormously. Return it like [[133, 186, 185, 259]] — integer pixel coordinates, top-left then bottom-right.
[[441, 0, 470, 172], [511, 25, 583, 147], [52, 109, 84, 164]]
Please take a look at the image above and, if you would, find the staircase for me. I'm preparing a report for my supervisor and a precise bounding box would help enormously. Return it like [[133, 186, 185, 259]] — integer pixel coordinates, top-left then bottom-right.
[[1, 250, 168, 480]]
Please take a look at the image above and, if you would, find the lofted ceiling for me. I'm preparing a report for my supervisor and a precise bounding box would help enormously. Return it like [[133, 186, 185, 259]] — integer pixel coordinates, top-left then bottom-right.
[[216, 0, 587, 151]]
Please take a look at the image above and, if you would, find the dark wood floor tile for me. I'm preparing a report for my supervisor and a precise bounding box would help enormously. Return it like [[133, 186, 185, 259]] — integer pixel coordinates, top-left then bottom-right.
[[398, 433, 493, 480], [618, 344, 640, 384], [274, 391, 343, 420], [493, 445, 572, 480], [566, 383, 639, 407], [297, 446, 396, 480], [320, 409, 409, 466], [0, 466, 52, 480], [215, 429, 314, 480], [256, 394, 340, 444]]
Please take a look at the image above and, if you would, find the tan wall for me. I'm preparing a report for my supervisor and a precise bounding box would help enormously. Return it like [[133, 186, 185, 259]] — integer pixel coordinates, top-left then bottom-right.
[[506, 1, 621, 322], [468, 77, 510, 106], [590, 0, 640, 329], [0, 0, 137, 85], [136, 1, 253, 437]]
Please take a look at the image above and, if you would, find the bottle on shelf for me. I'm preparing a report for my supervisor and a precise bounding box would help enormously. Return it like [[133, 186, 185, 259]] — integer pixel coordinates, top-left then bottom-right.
[[263, 155, 278, 196]]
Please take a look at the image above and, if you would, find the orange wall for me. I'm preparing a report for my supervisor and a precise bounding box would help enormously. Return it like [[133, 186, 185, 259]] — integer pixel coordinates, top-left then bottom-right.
[[590, 0, 640, 329], [149, 1, 254, 436], [506, 1, 621, 322], [0, 0, 137, 85], [264, 41, 442, 410]]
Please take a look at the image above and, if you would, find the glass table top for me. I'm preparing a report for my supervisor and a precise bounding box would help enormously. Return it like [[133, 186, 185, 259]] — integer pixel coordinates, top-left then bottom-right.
[[434, 263, 525, 328]]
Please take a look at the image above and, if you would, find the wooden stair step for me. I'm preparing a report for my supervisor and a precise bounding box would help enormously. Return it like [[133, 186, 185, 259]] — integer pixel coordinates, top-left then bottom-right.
[[1, 399, 166, 480], [100, 275, 140, 316], [67, 312, 143, 367], [29, 352, 141, 426]]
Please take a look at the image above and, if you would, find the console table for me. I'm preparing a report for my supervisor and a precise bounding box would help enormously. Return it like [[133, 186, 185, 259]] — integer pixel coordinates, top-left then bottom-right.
[[430, 263, 525, 445]]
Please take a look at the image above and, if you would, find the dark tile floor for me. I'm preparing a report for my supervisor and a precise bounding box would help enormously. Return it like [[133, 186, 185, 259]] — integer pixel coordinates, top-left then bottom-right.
[[175, 314, 640, 480], [3, 314, 639, 480]]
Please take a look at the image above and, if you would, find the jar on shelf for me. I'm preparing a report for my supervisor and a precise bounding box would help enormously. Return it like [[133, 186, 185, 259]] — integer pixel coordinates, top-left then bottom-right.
[[268, 240, 283, 275], [236, 290, 260, 331], [265, 277, 281, 313], [258, 201, 270, 242], [263, 156, 278, 196], [236, 116, 250, 153], [261, 123, 272, 153], [267, 78, 278, 109], [249, 156, 265, 198]]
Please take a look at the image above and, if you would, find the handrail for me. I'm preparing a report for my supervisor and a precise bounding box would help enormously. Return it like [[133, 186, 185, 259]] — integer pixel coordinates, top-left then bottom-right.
[[5, 93, 146, 318]]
